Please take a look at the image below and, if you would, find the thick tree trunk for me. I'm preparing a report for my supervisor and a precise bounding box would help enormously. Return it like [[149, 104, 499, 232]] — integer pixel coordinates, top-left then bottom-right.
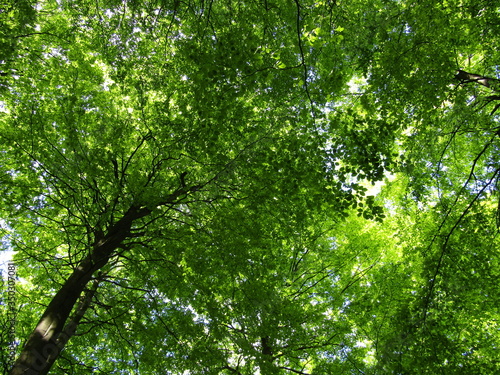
[[43, 276, 101, 372], [258, 336, 276, 374], [9, 205, 150, 375]]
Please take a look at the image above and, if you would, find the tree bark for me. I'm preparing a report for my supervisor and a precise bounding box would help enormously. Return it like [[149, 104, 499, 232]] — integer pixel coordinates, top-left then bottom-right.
[[9, 205, 150, 375], [455, 70, 500, 89], [43, 276, 101, 372], [455, 70, 500, 114]]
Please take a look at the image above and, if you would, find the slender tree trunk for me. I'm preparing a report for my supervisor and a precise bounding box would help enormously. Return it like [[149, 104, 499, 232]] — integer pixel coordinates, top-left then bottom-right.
[[9, 205, 150, 375]]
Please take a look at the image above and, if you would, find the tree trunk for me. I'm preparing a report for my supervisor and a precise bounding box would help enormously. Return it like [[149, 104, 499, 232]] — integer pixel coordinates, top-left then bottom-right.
[[9, 205, 150, 375], [43, 276, 101, 372]]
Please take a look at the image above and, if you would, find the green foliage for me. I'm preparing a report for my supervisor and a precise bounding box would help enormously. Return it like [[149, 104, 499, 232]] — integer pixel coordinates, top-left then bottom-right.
[[1, 0, 500, 374], [0, 0, 36, 84]]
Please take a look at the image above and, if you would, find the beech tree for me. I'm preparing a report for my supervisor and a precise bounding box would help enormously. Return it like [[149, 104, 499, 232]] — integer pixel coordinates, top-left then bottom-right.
[[1, 0, 499, 374]]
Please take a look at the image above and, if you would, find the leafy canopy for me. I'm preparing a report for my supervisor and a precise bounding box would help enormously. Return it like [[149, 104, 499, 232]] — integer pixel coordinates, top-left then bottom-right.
[[1, 0, 500, 374]]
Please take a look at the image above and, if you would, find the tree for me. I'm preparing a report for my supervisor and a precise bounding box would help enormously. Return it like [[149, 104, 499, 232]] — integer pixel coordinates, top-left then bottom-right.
[[349, 0, 500, 372], [0, 1, 389, 374], [1, 0, 500, 374]]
